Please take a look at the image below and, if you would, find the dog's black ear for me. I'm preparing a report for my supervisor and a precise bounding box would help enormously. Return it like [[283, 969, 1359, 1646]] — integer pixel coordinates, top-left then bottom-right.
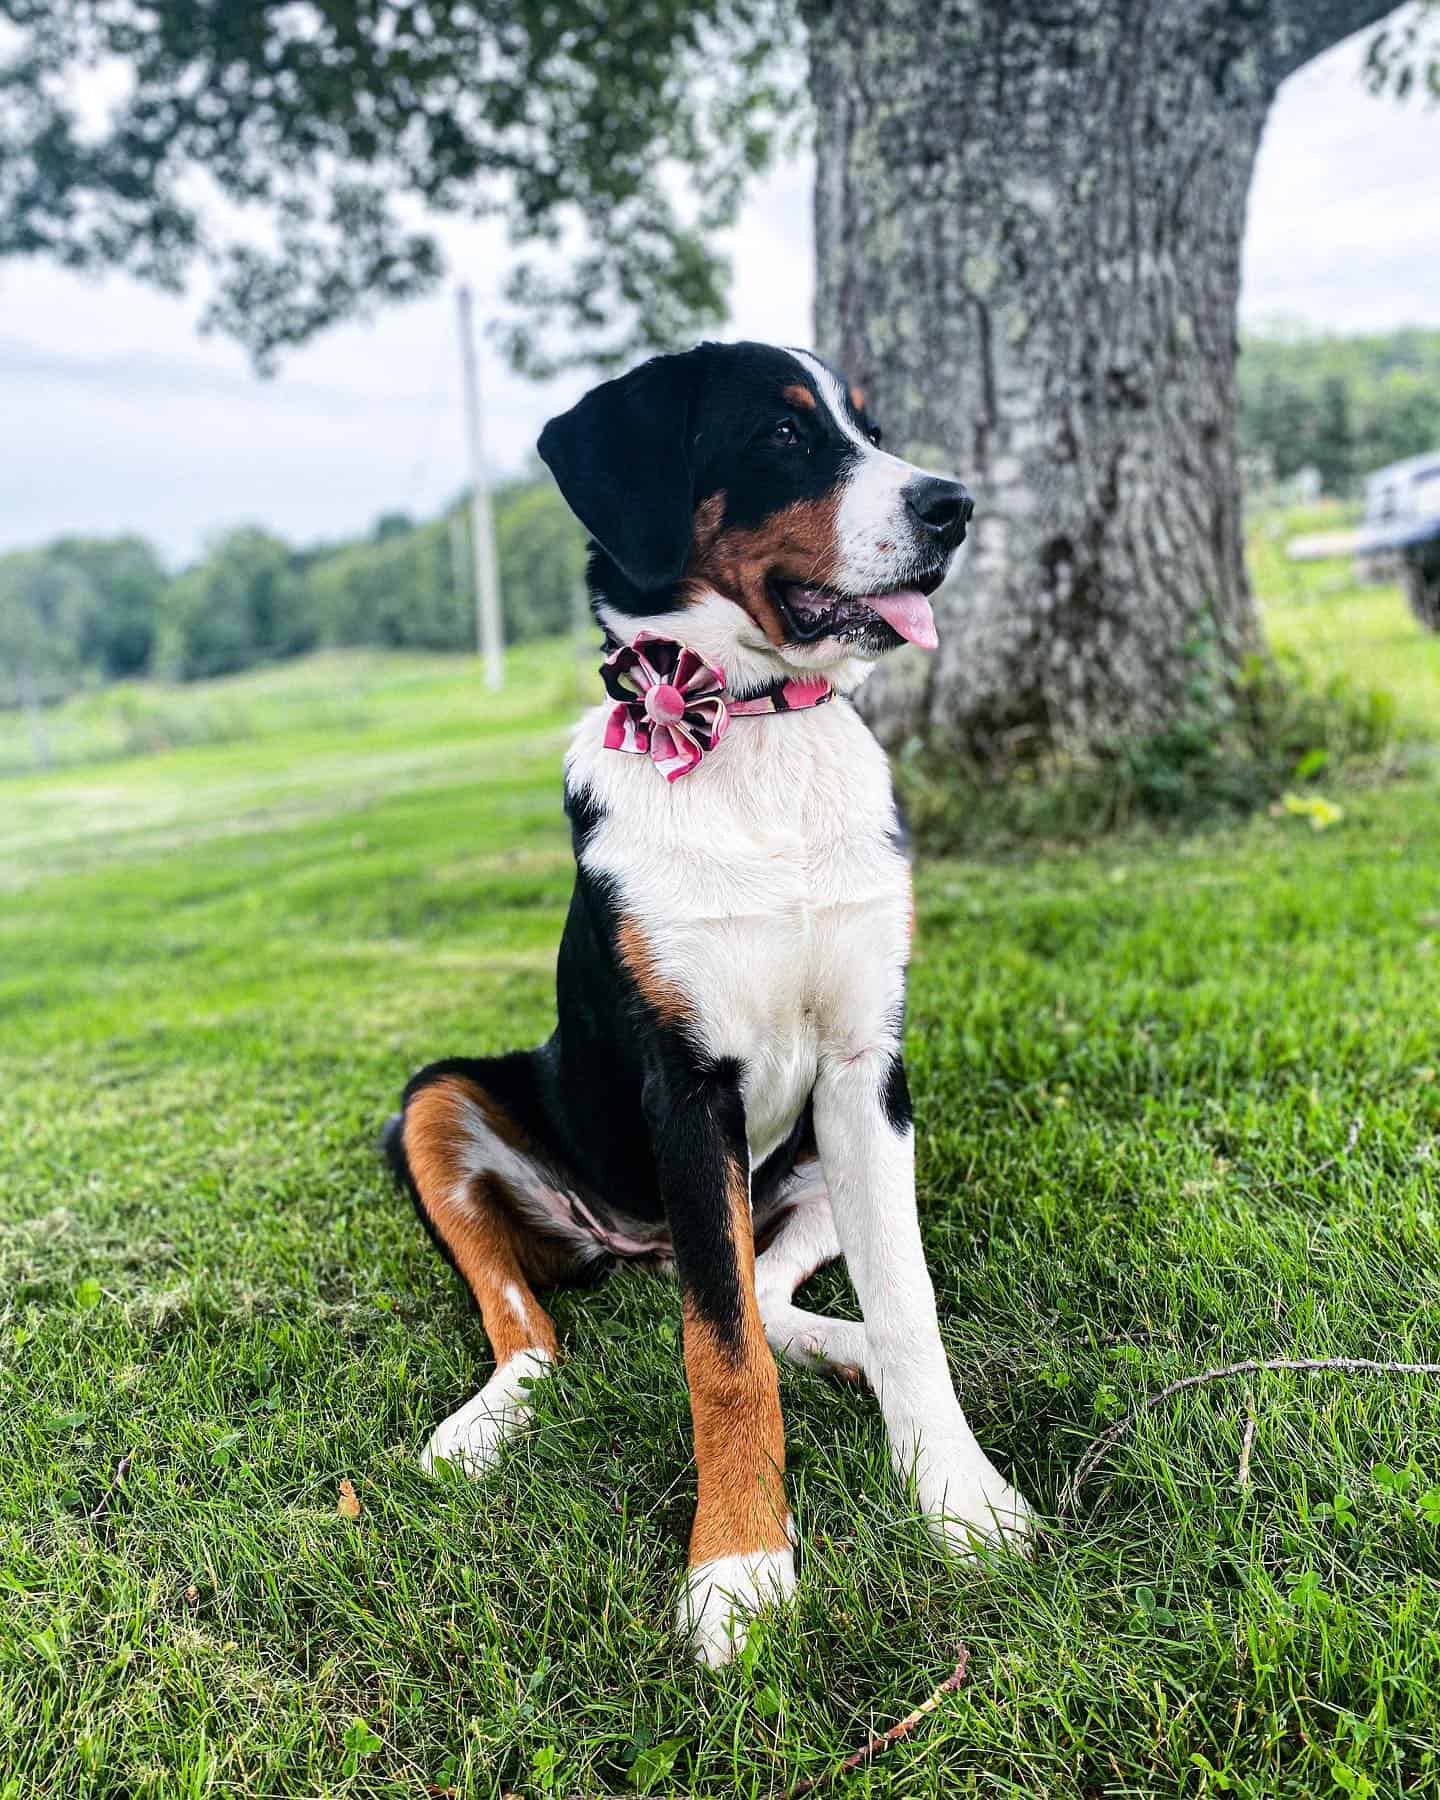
[[538, 352, 699, 593]]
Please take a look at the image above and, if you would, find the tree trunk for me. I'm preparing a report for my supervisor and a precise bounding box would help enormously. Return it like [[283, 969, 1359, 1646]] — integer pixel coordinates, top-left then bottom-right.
[[806, 0, 1396, 757]]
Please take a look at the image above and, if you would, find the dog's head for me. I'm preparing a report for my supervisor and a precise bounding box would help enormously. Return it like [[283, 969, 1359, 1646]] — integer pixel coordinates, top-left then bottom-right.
[[538, 341, 971, 691]]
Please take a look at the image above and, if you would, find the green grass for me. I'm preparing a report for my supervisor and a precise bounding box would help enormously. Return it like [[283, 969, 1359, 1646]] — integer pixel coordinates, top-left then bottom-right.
[[0, 644, 600, 781], [4, 556, 1440, 1797], [1256, 499, 1440, 731]]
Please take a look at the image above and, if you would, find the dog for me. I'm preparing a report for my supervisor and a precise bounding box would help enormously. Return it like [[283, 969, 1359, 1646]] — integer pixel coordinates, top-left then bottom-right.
[[384, 340, 1034, 1666]]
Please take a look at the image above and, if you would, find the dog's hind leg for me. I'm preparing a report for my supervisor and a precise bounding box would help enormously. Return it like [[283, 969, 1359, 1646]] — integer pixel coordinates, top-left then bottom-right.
[[755, 1161, 868, 1379], [389, 1058, 582, 1477]]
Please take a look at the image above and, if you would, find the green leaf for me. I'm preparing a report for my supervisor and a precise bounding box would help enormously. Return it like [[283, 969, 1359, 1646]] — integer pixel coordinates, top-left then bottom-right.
[[341, 1717, 382, 1776], [630, 1738, 685, 1794], [1331, 1759, 1376, 1798], [1372, 1462, 1408, 1494], [1288, 1569, 1328, 1613], [737, 1616, 767, 1680], [754, 1684, 783, 1719], [529, 1743, 562, 1793], [74, 1277, 103, 1310]]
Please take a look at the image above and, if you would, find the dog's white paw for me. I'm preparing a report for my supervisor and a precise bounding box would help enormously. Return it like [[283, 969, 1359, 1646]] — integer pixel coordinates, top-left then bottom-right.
[[680, 1548, 796, 1668], [909, 1434, 1036, 1556], [759, 1302, 868, 1380], [419, 1348, 552, 1478]]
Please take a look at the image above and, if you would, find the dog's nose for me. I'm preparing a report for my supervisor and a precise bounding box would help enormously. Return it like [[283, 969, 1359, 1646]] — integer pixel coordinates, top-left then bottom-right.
[[905, 476, 973, 548]]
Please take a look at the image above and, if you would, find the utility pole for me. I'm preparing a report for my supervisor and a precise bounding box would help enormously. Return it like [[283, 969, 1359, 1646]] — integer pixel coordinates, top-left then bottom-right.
[[455, 283, 504, 690]]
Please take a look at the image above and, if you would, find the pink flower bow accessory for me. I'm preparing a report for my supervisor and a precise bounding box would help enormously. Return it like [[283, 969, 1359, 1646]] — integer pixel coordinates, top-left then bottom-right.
[[601, 633, 729, 782]]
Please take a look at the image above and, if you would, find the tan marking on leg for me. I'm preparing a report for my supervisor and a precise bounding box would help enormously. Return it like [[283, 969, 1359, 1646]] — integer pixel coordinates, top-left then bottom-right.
[[783, 383, 817, 411], [403, 1078, 560, 1363], [684, 1154, 789, 1565], [616, 916, 690, 1026]]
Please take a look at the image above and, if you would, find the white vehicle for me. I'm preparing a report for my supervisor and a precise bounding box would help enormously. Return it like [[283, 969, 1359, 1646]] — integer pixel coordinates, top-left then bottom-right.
[[1357, 450, 1440, 630]]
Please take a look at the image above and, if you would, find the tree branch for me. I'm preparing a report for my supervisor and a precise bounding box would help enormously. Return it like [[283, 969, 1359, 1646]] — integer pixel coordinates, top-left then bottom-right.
[[1269, 0, 1407, 82]]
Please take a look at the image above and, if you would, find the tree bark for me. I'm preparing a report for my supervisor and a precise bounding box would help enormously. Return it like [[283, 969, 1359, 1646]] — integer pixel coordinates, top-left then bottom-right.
[[806, 0, 1397, 757]]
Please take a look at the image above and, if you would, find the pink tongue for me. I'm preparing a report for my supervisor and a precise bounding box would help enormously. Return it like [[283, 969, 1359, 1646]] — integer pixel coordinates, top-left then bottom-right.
[[867, 589, 938, 650]]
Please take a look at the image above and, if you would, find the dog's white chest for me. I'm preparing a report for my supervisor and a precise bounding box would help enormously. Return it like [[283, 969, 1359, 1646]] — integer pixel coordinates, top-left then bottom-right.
[[569, 698, 911, 1164]]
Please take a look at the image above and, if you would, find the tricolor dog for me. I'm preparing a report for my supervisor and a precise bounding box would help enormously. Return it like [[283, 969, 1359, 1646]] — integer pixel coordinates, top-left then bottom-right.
[[384, 341, 1034, 1665]]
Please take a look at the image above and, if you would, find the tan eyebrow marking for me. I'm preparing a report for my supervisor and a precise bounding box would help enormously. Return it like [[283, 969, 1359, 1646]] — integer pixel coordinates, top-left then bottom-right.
[[849, 384, 866, 412], [782, 383, 816, 411]]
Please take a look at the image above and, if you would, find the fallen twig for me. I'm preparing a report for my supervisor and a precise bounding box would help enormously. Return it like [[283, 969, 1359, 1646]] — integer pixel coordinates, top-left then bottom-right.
[[1302, 1114, 1363, 1185], [1060, 1358, 1440, 1516], [88, 1450, 135, 1523], [781, 1648, 970, 1799]]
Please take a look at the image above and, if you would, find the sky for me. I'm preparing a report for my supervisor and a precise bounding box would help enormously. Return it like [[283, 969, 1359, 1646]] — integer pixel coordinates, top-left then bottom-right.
[[2, 23, 1438, 565]]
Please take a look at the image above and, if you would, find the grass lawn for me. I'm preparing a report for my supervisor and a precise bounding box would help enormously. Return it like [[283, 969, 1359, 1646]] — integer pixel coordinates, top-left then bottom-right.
[[1257, 499, 1440, 729], [4, 553, 1440, 1797]]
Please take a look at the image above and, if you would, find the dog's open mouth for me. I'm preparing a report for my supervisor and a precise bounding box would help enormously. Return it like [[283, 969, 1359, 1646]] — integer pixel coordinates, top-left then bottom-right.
[[769, 567, 946, 650]]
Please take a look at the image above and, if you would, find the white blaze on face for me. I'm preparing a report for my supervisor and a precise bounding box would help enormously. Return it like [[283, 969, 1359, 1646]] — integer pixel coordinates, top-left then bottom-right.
[[789, 351, 949, 596], [788, 351, 951, 650]]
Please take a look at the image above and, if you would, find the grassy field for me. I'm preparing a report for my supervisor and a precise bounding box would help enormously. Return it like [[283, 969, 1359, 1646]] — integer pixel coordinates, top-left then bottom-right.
[[1255, 500, 1440, 724], [4, 545, 1440, 1797]]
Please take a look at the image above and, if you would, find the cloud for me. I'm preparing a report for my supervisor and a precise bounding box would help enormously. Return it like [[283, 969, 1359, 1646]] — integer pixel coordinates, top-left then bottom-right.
[[1240, 25, 1440, 331]]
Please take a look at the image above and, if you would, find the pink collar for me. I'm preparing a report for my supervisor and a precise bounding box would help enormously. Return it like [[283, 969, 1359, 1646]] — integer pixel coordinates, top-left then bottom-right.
[[600, 632, 834, 782]]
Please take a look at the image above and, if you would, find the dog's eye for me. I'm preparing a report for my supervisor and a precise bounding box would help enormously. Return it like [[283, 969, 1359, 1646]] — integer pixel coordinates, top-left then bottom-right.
[[771, 419, 800, 447], [866, 426, 883, 448]]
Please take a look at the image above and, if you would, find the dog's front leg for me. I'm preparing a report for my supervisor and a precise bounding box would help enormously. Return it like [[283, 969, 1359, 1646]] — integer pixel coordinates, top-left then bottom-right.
[[812, 1039, 1034, 1554], [646, 1054, 794, 1666]]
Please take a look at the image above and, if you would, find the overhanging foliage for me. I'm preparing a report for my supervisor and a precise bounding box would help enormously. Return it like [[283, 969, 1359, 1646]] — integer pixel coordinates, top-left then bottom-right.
[[0, 0, 798, 372]]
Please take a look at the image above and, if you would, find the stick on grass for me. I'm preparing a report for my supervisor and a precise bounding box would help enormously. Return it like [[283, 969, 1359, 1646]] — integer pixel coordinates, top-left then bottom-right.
[[88, 1450, 135, 1523], [1060, 1358, 1440, 1516], [781, 1648, 970, 1799]]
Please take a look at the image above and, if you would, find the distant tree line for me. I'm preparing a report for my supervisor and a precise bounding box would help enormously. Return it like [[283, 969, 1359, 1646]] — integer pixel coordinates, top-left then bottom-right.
[[1238, 326, 1440, 498], [5, 327, 1438, 712], [0, 470, 586, 708]]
